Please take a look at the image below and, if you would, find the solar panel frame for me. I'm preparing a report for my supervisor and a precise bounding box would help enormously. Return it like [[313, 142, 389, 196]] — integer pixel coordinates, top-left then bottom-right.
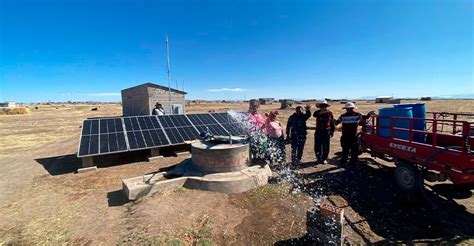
[[158, 115, 201, 143], [187, 113, 230, 136], [124, 115, 173, 151], [78, 112, 247, 158], [77, 118, 129, 158], [209, 112, 246, 136]]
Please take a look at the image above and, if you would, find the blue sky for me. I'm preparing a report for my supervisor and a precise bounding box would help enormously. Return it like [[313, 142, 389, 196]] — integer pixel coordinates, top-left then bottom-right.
[[0, 0, 472, 102]]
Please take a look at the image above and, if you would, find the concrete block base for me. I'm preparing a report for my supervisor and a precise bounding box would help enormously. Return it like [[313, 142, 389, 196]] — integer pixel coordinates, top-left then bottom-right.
[[77, 166, 98, 173], [173, 150, 190, 157], [122, 160, 272, 200], [147, 155, 164, 162]]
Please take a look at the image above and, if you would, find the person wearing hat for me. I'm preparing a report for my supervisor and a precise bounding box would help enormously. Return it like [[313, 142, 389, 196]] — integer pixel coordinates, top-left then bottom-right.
[[263, 110, 285, 164], [152, 102, 165, 116], [335, 102, 374, 165], [286, 105, 311, 165], [313, 100, 335, 164]]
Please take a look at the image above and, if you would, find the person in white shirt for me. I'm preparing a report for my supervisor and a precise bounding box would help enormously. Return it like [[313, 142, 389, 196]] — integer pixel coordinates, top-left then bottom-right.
[[152, 102, 165, 116]]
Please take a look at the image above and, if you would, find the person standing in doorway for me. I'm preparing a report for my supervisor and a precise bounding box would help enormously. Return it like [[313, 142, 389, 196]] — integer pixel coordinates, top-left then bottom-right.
[[286, 105, 311, 165], [313, 100, 335, 164], [152, 102, 165, 116]]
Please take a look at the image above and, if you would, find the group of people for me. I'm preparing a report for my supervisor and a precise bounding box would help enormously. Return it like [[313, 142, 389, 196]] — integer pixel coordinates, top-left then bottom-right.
[[152, 99, 373, 166], [247, 99, 373, 166]]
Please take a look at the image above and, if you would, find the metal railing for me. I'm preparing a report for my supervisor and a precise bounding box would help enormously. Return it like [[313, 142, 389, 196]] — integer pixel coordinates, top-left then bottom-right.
[[366, 115, 472, 153]]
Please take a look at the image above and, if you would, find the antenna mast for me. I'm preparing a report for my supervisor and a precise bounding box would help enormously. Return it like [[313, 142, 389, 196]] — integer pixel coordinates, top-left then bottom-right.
[[166, 34, 171, 113]]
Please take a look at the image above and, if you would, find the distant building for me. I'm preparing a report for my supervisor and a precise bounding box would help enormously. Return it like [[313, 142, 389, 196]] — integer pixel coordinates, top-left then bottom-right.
[[375, 96, 393, 103], [121, 82, 187, 116], [259, 98, 275, 105], [421, 97, 432, 101], [0, 101, 16, 108], [280, 99, 295, 109], [389, 99, 401, 104]]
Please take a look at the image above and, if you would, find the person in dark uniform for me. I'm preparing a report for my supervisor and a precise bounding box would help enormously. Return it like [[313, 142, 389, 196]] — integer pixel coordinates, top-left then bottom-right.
[[313, 100, 335, 164], [335, 102, 374, 165], [286, 105, 311, 164]]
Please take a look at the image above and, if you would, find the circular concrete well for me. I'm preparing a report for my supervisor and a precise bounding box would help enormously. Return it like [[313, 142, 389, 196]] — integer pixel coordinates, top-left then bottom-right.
[[191, 139, 250, 173]]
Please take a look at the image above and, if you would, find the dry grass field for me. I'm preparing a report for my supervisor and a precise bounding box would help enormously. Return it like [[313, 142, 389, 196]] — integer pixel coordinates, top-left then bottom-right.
[[0, 100, 473, 244]]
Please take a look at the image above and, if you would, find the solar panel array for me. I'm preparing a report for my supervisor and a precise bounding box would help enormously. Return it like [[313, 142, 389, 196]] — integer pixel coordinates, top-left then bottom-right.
[[187, 113, 229, 136], [158, 115, 201, 144], [210, 112, 246, 136], [77, 112, 246, 157], [124, 116, 170, 151], [78, 118, 128, 157]]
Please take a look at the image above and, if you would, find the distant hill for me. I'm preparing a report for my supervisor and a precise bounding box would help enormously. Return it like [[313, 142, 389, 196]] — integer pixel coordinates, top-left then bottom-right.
[[354, 93, 474, 100], [356, 96, 376, 100], [432, 93, 474, 99]]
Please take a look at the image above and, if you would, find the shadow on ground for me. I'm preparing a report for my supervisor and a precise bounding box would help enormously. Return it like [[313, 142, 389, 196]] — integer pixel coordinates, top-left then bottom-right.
[[276, 158, 474, 244], [35, 144, 192, 176], [107, 189, 128, 207], [35, 151, 149, 175], [35, 154, 81, 175]]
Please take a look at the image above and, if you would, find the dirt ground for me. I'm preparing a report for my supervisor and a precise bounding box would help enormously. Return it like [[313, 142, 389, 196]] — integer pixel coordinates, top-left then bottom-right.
[[0, 100, 473, 244]]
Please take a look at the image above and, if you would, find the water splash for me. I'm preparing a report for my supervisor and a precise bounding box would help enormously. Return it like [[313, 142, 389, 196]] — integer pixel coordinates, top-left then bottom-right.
[[228, 109, 339, 242], [227, 110, 311, 194]]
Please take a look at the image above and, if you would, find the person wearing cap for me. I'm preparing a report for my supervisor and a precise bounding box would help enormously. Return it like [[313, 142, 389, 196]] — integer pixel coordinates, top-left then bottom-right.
[[313, 100, 335, 164], [152, 102, 165, 116], [286, 105, 311, 165], [263, 110, 285, 164], [335, 102, 374, 165]]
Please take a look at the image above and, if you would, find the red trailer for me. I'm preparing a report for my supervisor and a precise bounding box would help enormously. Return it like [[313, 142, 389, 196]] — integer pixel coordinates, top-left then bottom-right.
[[360, 112, 474, 192]]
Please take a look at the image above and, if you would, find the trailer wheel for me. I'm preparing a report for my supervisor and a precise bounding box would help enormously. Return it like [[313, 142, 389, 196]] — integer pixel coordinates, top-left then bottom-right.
[[395, 163, 420, 192]]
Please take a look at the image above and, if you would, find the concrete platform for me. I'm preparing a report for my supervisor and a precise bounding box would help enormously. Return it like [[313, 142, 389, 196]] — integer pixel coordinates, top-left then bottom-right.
[[122, 160, 272, 200]]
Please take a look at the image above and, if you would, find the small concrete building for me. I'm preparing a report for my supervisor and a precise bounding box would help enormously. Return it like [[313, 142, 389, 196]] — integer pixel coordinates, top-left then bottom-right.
[[0, 101, 16, 108], [259, 98, 275, 105], [375, 96, 393, 103], [121, 82, 187, 116]]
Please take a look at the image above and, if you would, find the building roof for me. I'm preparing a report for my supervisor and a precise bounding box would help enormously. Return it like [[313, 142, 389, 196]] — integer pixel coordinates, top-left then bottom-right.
[[122, 82, 187, 95], [375, 96, 393, 99]]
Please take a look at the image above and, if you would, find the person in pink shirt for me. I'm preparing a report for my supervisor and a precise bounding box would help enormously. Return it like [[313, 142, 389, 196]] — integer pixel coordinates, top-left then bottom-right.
[[264, 110, 286, 164], [247, 99, 265, 129], [246, 99, 268, 162], [264, 111, 283, 137]]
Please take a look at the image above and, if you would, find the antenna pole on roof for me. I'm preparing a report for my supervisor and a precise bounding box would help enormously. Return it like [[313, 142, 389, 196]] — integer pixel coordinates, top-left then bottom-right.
[[166, 34, 171, 114]]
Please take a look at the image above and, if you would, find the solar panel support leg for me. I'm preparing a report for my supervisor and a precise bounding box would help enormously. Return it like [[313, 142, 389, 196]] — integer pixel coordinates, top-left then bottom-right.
[[148, 148, 164, 162], [77, 157, 97, 173], [81, 156, 94, 168]]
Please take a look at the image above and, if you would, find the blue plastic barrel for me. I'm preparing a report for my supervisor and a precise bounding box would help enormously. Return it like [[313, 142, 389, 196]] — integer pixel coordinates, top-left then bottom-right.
[[394, 103, 426, 142], [378, 107, 413, 140]]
